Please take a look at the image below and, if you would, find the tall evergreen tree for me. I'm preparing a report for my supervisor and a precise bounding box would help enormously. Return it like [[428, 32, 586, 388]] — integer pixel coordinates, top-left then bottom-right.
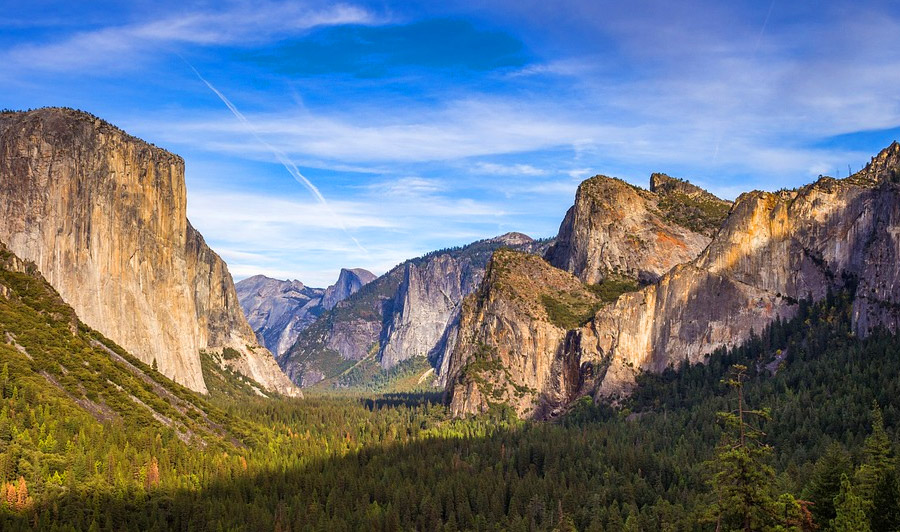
[[708, 365, 779, 531], [831, 474, 870, 532], [856, 403, 893, 502], [804, 442, 851, 524]]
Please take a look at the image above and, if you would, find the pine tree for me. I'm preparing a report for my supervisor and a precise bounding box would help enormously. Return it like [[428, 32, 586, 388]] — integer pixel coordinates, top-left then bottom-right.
[[805, 442, 851, 524], [708, 365, 779, 531], [0, 363, 8, 399], [4, 481, 15, 508], [871, 468, 900, 532], [831, 474, 870, 532], [146, 457, 160, 488], [15, 476, 29, 511], [856, 403, 893, 504]]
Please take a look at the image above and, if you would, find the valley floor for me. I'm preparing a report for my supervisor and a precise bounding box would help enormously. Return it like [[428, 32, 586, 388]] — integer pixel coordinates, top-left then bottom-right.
[[2, 290, 900, 530]]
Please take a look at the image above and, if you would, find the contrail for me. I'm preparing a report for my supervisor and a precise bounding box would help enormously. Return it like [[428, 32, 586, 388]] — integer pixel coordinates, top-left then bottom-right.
[[183, 59, 368, 254], [713, 0, 775, 165], [754, 0, 776, 54]]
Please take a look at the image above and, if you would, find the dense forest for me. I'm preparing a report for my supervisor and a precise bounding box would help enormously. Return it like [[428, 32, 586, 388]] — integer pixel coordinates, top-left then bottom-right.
[[2, 270, 900, 530]]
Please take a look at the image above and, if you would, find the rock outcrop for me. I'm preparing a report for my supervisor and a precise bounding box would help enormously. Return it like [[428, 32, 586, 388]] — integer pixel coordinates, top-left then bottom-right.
[[0, 108, 298, 396], [322, 268, 376, 310], [445, 250, 599, 418], [545, 175, 730, 284], [588, 158, 900, 399]]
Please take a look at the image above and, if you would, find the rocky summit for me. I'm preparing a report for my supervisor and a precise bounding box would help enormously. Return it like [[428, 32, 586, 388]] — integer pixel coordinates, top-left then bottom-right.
[[322, 268, 377, 311], [0, 108, 298, 396], [544, 174, 730, 285]]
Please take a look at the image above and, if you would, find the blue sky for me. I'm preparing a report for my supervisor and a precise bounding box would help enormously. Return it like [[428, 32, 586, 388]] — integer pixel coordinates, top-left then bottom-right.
[[3, 0, 900, 286]]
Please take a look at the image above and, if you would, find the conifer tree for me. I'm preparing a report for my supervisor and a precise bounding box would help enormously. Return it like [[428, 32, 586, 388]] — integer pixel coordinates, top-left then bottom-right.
[[805, 442, 851, 524], [856, 403, 893, 503], [146, 457, 160, 488], [831, 474, 870, 532], [14, 476, 29, 511], [708, 365, 779, 531]]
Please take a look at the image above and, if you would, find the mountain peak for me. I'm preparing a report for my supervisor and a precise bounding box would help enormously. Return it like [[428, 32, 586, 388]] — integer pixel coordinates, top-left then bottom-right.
[[490, 232, 534, 246], [650, 172, 710, 197], [3, 107, 175, 159], [851, 140, 900, 183], [341, 268, 377, 284], [322, 268, 376, 310]]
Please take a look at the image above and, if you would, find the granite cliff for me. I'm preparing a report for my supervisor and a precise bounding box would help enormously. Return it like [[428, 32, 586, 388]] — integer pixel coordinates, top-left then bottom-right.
[[588, 145, 900, 399], [545, 174, 729, 284], [0, 108, 298, 396], [446, 144, 900, 418], [445, 249, 599, 418], [236, 275, 326, 357], [322, 268, 376, 310]]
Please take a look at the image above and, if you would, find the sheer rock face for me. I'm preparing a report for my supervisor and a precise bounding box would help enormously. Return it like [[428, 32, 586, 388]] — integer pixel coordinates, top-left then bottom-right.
[[445, 250, 597, 419], [379, 233, 551, 376], [0, 108, 298, 396], [585, 174, 890, 399], [379, 254, 485, 370], [236, 275, 325, 357], [322, 268, 376, 311], [544, 175, 728, 284]]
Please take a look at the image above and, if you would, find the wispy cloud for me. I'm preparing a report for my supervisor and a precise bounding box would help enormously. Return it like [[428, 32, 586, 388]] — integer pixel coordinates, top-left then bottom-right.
[[473, 162, 547, 176], [4, 2, 380, 71]]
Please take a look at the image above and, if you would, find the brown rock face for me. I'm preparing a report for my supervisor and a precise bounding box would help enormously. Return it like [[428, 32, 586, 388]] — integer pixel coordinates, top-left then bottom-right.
[[0, 108, 298, 396], [445, 250, 599, 419], [544, 175, 728, 284]]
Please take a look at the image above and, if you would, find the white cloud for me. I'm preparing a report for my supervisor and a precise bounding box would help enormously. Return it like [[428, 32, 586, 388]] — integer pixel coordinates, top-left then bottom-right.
[[144, 98, 629, 164], [566, 168, 595, 179]]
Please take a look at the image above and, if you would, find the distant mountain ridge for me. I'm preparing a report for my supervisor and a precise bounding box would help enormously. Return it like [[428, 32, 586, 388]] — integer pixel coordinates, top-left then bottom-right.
[[279, 232, 552, 389], [236, 268, 375, 357]]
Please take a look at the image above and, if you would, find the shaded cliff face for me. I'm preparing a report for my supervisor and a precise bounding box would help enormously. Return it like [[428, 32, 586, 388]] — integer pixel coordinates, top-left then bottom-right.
[[236, 275, 325, 356], [445, 250, 599, 419], [0, 108, 298, 396], [280, 232, 551, 388], [322, 268, 376, 310], [545, 175, 729, 284]]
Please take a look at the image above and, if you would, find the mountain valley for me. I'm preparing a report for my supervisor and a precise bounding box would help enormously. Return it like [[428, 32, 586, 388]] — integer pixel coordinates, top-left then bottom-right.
[[2, 108, 900, 531]]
